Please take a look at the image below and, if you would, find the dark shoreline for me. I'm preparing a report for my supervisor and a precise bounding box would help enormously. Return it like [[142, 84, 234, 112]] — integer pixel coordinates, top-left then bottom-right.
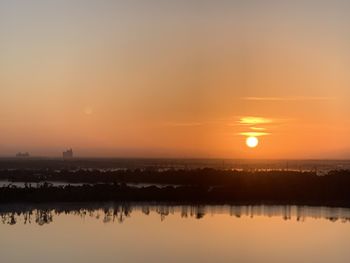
[[1, 182, 350, 208], [1, 168, 350, 207]]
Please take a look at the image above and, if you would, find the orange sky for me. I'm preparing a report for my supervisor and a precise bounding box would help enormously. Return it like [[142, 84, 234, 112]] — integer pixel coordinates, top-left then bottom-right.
[[0, 0, 349, 158]]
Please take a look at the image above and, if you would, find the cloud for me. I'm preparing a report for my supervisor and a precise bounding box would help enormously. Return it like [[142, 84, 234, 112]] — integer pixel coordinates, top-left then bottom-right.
[[238, 116, 273, 125], [239, 132, 270, 137], [242, 96, 335, 102], [250, 127, 267, 131], [233, 116, 282, 137]]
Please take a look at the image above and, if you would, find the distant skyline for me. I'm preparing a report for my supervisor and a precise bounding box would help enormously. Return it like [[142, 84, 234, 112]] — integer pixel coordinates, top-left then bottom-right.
[[1, 0, 350, 159]]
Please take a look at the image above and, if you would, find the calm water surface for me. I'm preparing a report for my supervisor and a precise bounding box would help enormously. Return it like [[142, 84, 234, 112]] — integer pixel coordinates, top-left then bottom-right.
[[0, 204, 349, 263]]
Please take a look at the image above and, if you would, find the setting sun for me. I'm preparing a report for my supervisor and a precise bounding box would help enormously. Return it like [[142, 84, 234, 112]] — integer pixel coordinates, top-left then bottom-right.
[[0, 1, 350, 263], [246, 137, 259, 148]]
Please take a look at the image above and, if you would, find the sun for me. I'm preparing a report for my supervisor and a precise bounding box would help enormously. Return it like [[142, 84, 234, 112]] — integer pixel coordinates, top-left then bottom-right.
[[246, 136, 259, 148]]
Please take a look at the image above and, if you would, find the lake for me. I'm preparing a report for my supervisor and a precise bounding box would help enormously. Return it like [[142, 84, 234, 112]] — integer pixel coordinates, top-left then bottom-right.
[[0, 203, 349, 263]]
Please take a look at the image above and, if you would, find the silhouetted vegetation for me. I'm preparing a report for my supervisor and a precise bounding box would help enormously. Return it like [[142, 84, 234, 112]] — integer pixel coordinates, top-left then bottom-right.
[[0, 166, 325, 185], [1, 169, 350, 206]]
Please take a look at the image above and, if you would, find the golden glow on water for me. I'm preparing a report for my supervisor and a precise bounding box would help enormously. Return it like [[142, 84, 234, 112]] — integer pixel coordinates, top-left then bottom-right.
[[0, 206, 349, 263]]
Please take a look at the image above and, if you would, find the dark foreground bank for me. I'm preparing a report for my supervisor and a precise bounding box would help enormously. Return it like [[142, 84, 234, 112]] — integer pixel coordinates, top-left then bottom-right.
[[1, 169, 350, 207]]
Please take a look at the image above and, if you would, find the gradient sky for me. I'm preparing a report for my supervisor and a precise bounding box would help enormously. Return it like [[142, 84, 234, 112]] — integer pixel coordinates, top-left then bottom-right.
[[1, 0, 350, 158]]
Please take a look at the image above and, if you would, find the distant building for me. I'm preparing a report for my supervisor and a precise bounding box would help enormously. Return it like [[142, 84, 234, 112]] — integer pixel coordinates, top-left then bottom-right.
[[16, 152, 30, 158], [63, 149, 73, 159]]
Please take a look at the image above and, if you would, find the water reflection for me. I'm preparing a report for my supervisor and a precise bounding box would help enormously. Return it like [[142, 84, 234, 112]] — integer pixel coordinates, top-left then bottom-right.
[[1, 203, 350, 226]]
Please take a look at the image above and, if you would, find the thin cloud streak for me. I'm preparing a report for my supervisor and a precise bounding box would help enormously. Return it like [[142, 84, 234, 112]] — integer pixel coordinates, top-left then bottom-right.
[[233, 116, 285, 138], [242, 96, 336, 102], [250, 127, 267, 131], [238, 116, 273, 125], [239, 132, 270, 137]]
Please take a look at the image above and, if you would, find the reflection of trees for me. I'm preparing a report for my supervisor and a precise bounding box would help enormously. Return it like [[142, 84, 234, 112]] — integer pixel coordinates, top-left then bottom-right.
[[1, 209, 53, 225], [35, 210, 53, 225], [109, 204, 132, 223], [0, 203, 350, 225]]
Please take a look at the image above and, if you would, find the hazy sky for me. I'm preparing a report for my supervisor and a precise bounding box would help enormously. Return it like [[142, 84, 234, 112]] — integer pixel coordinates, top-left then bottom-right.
[[1, 0, 350, 158]]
